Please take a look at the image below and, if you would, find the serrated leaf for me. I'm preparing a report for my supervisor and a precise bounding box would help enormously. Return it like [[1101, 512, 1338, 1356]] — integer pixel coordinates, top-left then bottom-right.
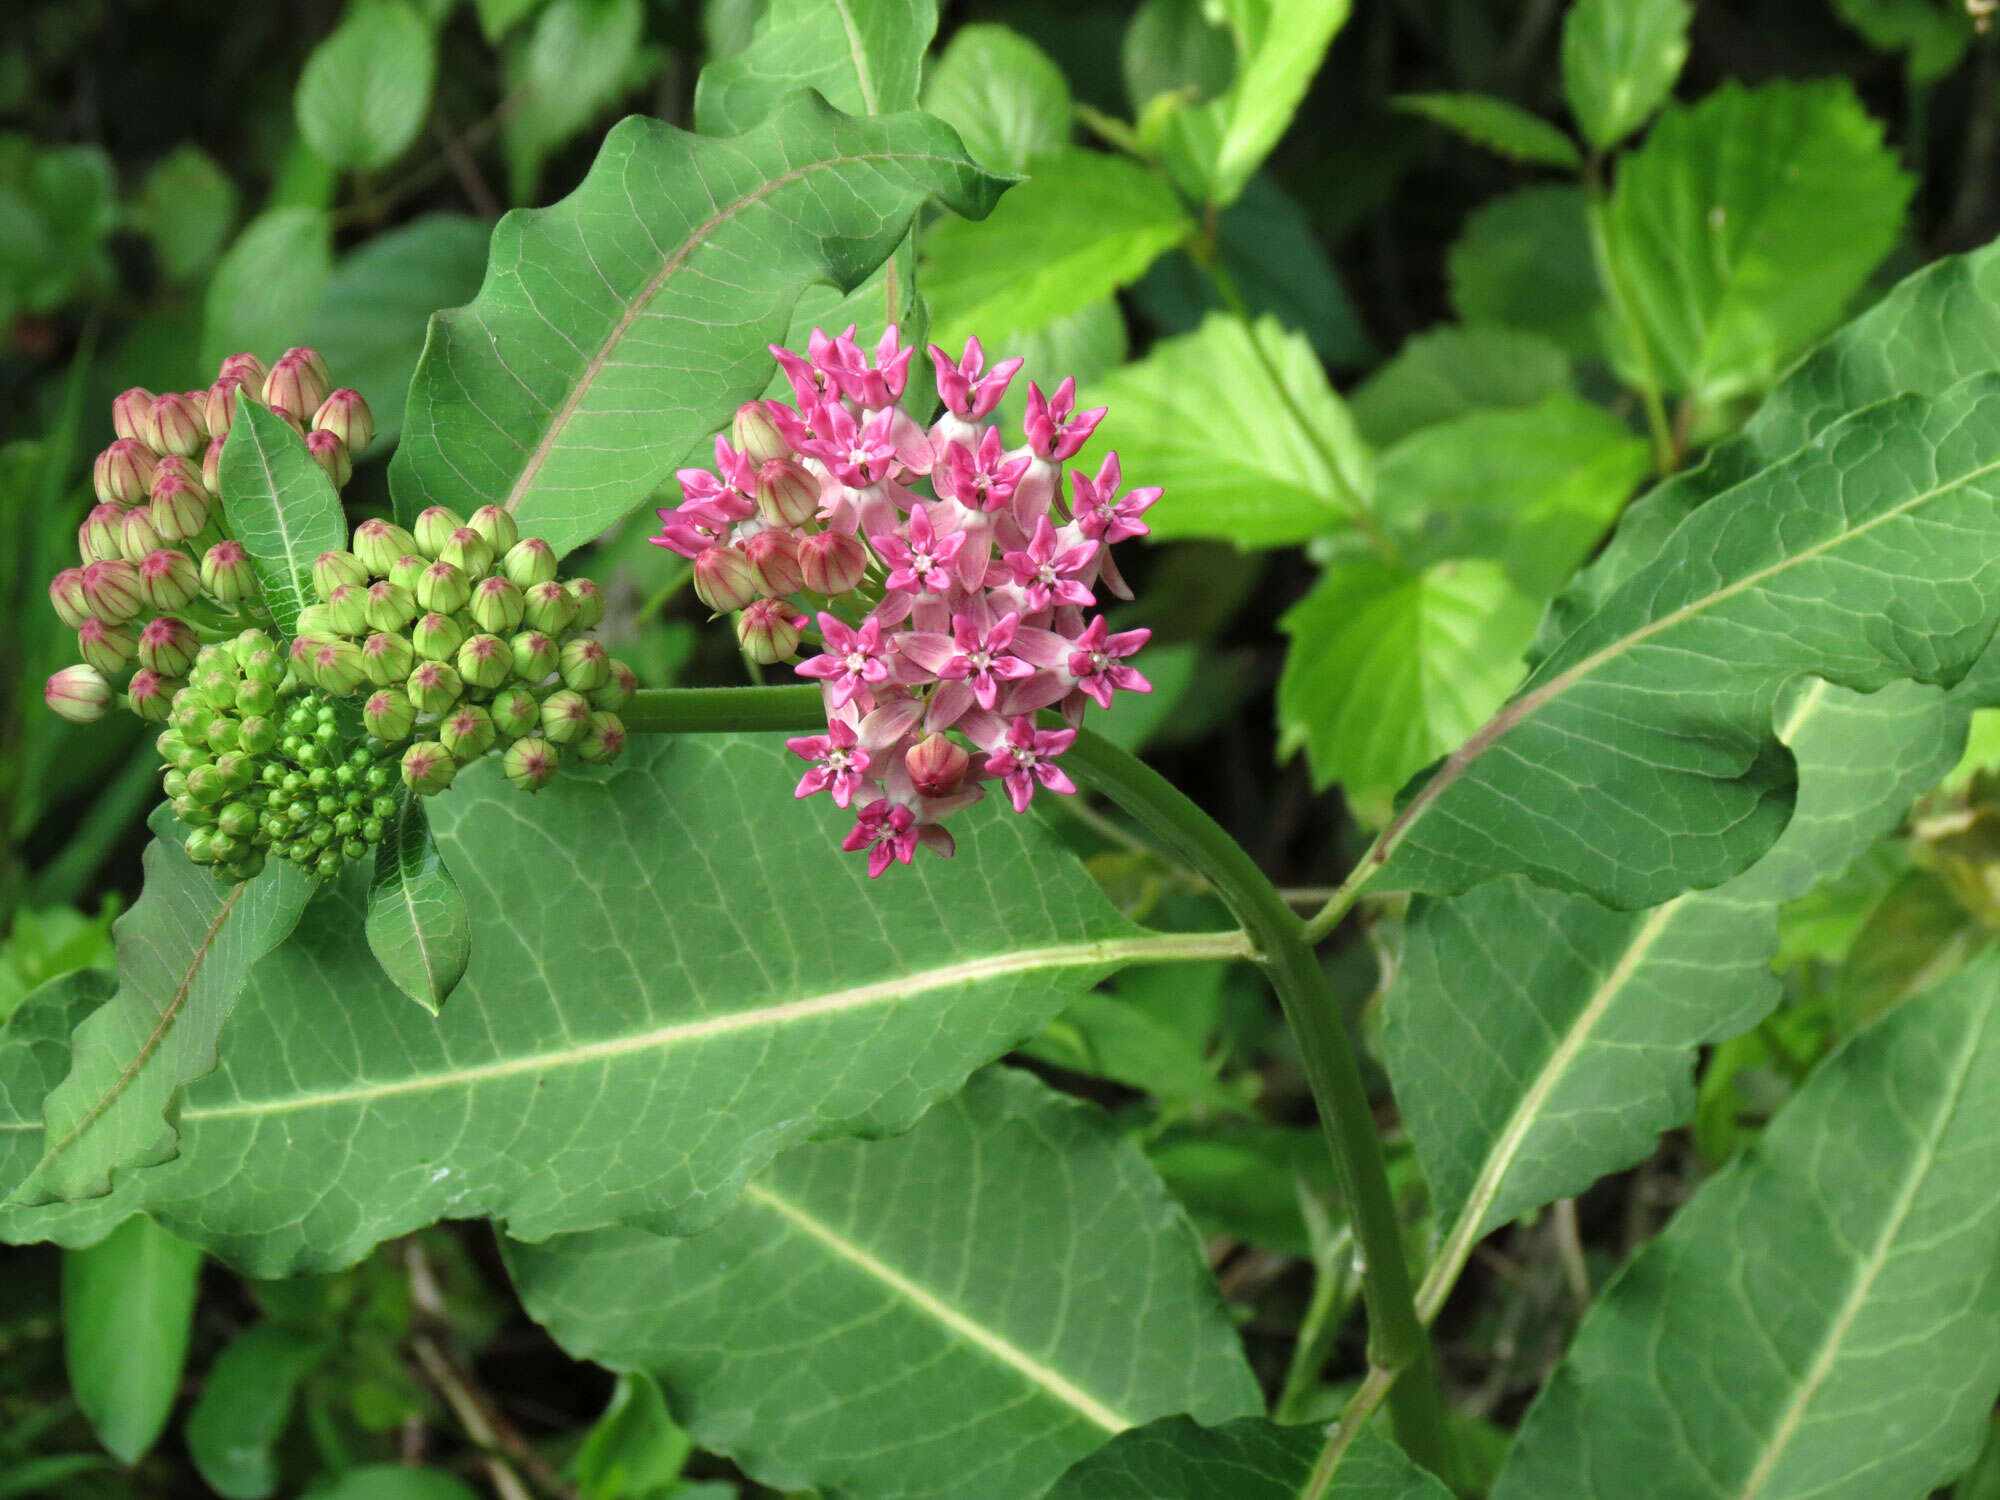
[[365, 796, 468, 1015], [62, 1214, 203, 1463], [1348, 326, 1573, 449], [185, 1323, 333, 1499], [201, 208, 333, 373], [1049, 1416, 1447, 1499], [1559, 0, 1691, 150], [1395, 93, 1580, 169], [0, 738, 1144, 1272], [391, 95, 1003, 560], [506, 1067, 1260, 1500], [131, 145, 238, 283], [922, 147, 1189, 352], [1373, 373, 2000, 908], [922, 23, 1072, 176], [8, 810, 315, 1208], [1085, 313, 1371, 547], [1447, 184, 1601, 358], [694, 0, 936, 135], [1492, 946, 2000, 1500], [1604, 78, 1911, 402], [295, 0, 437, 170], [218, 402, 350, 640]]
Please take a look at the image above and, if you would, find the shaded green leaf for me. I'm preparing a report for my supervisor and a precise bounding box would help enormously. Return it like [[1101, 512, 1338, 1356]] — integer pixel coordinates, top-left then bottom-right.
[[501, 0, 645, 200], [1348, 326, 1572, 449], [295, 0, 437, 170], [63, 1215, 203, 1463], [474, 0, 544, 40], [1833, 866, 1979, 1034], [1560, 0, 1691, 150], [569, 1373, 691, 1500], [922, 23, 1072, 176], [507, 1068, 1259, 1500], [201, 208, 333, 373], [1395, 93, 1580, 169], [1148, 1125, 1332, 1257], [131, 145, 238, 283], [1122, 0, 1234, 112], [186, 1323, 334, 1499], [218, 402, 350, 641], [306, 1467, 479, 1500], [695, 0, 935, 135], [365, 796, 469, 1015], [392, 96, 1003, 559], [1020, 974, 1250, 1115], [1447, 184, 1601, 358], [1833, 0, 1971, 82], [1044, 1416, 1450, 1499]]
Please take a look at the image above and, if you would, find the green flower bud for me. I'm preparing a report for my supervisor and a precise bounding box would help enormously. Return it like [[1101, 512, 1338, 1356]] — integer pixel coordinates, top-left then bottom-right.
[[313, 550, 368, 600], [200, 540, 256, 605], [163, 768, 189, 798], [415, 559, 470, 615], [736, 598, 803, 664], [310, 637, 368, 697], [440, 704, 496, 760], [201, 437, 225, 495], [363, 580, 417, 633], [79, 502, 124, 565], [439, 526, 493, 578], [468, 575, 525, 634], [195, 665, 238, 710], [559, 636, 610, 691], [323, 582, 369, 637], [510, 630, 558, 682], [44, 664, 112, 723], [184, 826, 221, 864], [734, 401, 788, 465], [457, 633, 511, 691], [157, 729, 200, 769], [413, 506, 463, 558], [352, 517, 418, 576], [502, 736, 558, 792], [186, 762, 228, 804], [577, 711, 626, 765], [540, 689, 592, 744], [566, 577, 605, 630], [755, 457, 819, 526], [593, 658, 637, 712], [262, 355, 329, 425], [363, 688, 416, 741], [217, 800, 259, 839], [119, 504, 166, 564], [137, 616, 199, 678], [305, 429, 352, 489], [489, 686, 540, 739], [288, 633, 331, 688], [388, 553, 428, 590], [242, 645, 285, 686], [238, 714, 278, 755], [49, 567, 90, 628], [203, 376, 246, 439], [78, 617, 137, 674], [406, 660, 463, 716], [296, 605, 333, 638], [502, 536, 558, 588], [361, 630, 415, 687], [216, 750, 256, 792], [401, 741, 457, 796], [150, 391, 209, 457], [412, 611, 464, 662], [94, 438, 156, 506], [137, 548, 200, 612], [111, 387, 155, 444], [468, 504, 518, 553], [692, 544, 760, 614], [149, 474, 211, 542], [523, 579, 576, 635], [236, 676, 278, 715], [312, 388, 375, 454], [80, 559, 143, 623], [206, 715, 240, 752]]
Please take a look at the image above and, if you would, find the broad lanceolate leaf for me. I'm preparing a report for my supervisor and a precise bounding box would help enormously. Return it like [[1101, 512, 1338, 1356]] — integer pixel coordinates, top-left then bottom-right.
[[1447, 185, 1601, 359], [1493, 946, 2000, 1500], [1085, 314, 1370, 547], [9, 809, 314, 1207], [1386, 676, 1968, 1300], [0, 738, 1140, 1272], [217, 402, 350, 641], [185, 1323, 333, 1499], [693, 0, 936, 135], [364, 795, 469, 1015], [1394, 94, 1580, 170], [294, 0, 438, 170], [1559, 0, 1690, 150], [1605, 78, 1910, 402], [391, 96, 1003, 560], [922, 148, 1188, 353], [921, 23, 1073, 176], [510, 1067, 1258, 1500], [1044, 1417, 1451, 1500], [62, 1214, 204, 1463], [1373, 373, 2000, 908]]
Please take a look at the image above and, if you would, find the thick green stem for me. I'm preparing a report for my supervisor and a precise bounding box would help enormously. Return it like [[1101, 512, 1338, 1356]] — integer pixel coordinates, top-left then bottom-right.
[[623, 687, 1451, 1473]]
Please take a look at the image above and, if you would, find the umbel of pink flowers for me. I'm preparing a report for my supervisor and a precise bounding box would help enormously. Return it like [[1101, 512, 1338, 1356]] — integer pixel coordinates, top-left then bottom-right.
[[653, 326, 1157, 877]]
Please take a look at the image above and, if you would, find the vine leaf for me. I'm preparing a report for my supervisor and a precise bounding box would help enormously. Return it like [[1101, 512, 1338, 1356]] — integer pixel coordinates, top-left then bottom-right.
[[389, 93, 1003, 560], [1042, 1415, 1451, 1500], [364, 795, 469, 1015], [7, 809, 314, 1207], [508, 1067, 1260, 1500], [693, 0, 937, 134], [1493, 946, 2000, 1500], [217, 402, 349, 640], [0, 738, 1142, 1273]]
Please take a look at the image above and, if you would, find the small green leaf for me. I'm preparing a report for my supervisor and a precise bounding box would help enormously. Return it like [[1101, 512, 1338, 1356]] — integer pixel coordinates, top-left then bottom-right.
[[304, 1467, 480, 1500], [1833, 867, 1979, 1034], [569, 1373, 691, 1500], [1348, 326, 1573, 449], [131, 145, 238, 283], [697, 0, 937, 134], [1020, 978, 1249, 1114], [201, 208, 333, 373], [1832, 0, 1971, 82], [365, 796, 469, 1015], [295, 0, 438, 170], [1560, 0, 1692, 150], [473, 0, 543, 41], [1122, 0, 1234, 113], [501, 0, 646, 200], [922, 23, 1072, 175], [1147, 1125, 1332, 1257], [1448, 184, 1602, 358], [922, 147, 1189, 351], [185, 1323, 334, 1499], [1044, 1415, 1450, 1499], [1395, 93, 1581, 169], [63, 1215, 204, 1463], [219, 402, 351, 640]]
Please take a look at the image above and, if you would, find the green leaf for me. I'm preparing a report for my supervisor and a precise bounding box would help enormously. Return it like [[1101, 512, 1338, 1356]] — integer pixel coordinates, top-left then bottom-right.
[[1348, 326, 1573, 449], [0, 738, 1138, 1271], [1148, 1125, 1332, 1257], [305, 1467, 479, 1500], [1085, 313, 1370, 547], [392, 96, 1003, 559], [308, 214, 491, 449], [501, 0, 645, 200], [1394, 93, 1580, 170], [1493, 946, 2000, 1500], [364, 796, 469, 1016], [1832, 0, 1971, 82], [1279, 558, 1538, 808], [218, 402, 351, 641], [474, 0, 543, 42], [131, 144, 238, 283], [8, 810, 315, 1207], [1604, 78, 1911, 402], [506, 1067, 1259, 1500], [1044, 1416, 1449, 1499], [1559, 0, 1691, 150], [295, 0, 437, 170], [569, 1373, 691, 1499], [1386, 676, 1969, 1281], [201, 208, 334, 374], [1020, 976, 1250, 1115], [1447, 184, 1601, 359], [185, 1323, 334, 1499], [922, 23, 1072, 176], [922, 147, 1188, 352], [62, 1215, 203, 1462], [1373, 373, 2000, 908], [1833, 867, 1980, 1034], [1122, 0, 1235, 112], [695, 0, 936, 135]]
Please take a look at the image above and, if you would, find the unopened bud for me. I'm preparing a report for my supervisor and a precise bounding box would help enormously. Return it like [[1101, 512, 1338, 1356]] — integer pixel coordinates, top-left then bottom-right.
[[797, 530, 869, 596], [558, 636, 609, 691], [523, 579, 576, 635], [81, 559, 143, 622], [502, 536, 558, 588], [352, 518, 417, 576], [201, 540, 256, 604], [50, 567, 90, 627], [593, 658, 637, 712], [313, 550, 367, 600], [145, 391, 207, 457], [458, 633, 511, 690], [216, 352, 267, 387], [413, 506, 463, 558], [137, 616, 199, 678], [413, 611, 465, 661], [46, 664, 112, 723], [201, 437, 225, 494], [119, 505, 165, 563], [743, 528, 803, 597], [139, 548, 201, 611], [388, 553, 427, 590], [401, 740, 457, 796], [79, 503, 125, 564], [734, 401, 789, 464], [413, 560, 469, 615], [363, 689, 416, 741], [467, 504, 517, 553], [540, 689, 592, 743], [756, 458, 820, 526], [150, 474, 211, 542], [577, 711, 627, 764], [440, 704, 497, 760], [77, 616, 137, 674], [906, 733, 970, 797], [204, 377, 246, 438], [510, 630, 558, 681], [311, 388, 374, 453], [111, 388, 156, 444], [94, 439, 157, 505], [569, 576, 606, 630], [323, 582, 369, 636], [468, 575, 525, 634], [406, 660, 463, 715], [126, 668, 175, 722], [439, 526, 493, 578], [502, 735, 558, 792], [310, 637, 367, 697], [490, 686, 540, 738], [735, 598, 803, 663], [362, 631, 416, 686], [262, 354, 329, 423], [693, 545, 760, 613], [306, 429, 352, 488], [363, 579, 417, 633], [285, 346, 332, 385]]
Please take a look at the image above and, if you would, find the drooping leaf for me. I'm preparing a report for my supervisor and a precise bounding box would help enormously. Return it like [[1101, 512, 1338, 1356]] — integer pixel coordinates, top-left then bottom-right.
[[294, 0, 437, 171], [1348, 326, 1573, 449], [8, 809, 315, 1207], [218, 401, 351, 641], [921, 23, 1072, 176], [1492, 946, 2000, 1500], [1394, 93, 1580, 170], [694, 0, 936, 135], [1832, 0, 1972, 82], [1372, 373, 2000, 908], [1447, 185, 1601, 359], [131, 144, 238, 284], [506, 1068, 1260, 1500], [1043, 1416, 1451, 1500], [0, 738, 1140, 1272], [201, 208, 333, 373], [1084, 314, 1371, 547], [364, 795, 469, 1015], [1559, 0, 1691, 150], [184, 1323, 334, 1500], [391, 96, 1003, 560], [921, 147, 1188, 352], [1604, 78, 1911, 402], [62, 1214, 204, 1463]]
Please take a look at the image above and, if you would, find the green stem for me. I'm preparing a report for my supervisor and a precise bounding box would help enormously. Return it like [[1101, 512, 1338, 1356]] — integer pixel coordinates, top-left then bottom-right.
[[623, 687, 1452, 1473]]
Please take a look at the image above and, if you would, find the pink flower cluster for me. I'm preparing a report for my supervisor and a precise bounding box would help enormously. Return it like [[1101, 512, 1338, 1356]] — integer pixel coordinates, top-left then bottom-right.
[[653, 325, 1157, 876]]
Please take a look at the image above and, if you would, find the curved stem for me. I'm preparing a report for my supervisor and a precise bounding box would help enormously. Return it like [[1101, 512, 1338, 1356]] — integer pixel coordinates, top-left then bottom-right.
[[623, 687, 1451, 1473]]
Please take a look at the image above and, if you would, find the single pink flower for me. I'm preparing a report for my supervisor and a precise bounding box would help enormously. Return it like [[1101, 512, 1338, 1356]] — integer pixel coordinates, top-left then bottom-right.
[[874, 506, 966, 596], [929, 337, 1022, 421], [1071, 452, 1158, 545], [826, 324, 913, 409], [1002, 518, 1098, 611], [1067, 617, 1152, 709], [898, 611, 1037, 710], [795, 613, 894, 707], [812, 402, 901, 488], [1023, 378, 1106, 461], [842, 798, 920, 878], [786, 718, 872, 807], [985, 718, 1078, 812], [938, 428, 1031, 514]]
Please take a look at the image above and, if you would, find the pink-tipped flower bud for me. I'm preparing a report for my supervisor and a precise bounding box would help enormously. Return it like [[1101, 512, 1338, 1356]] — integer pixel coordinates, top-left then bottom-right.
[[362, 631, 416, 687], [733, 401, 789, 464], [364, 688, 416, 741], [313, 550, 367, 600], [439, 526, 493, 578], [312, 637, 368, 697], [401, 740, 457, 796], [145, 391, 207, 457], [692, 545, 760, 613], [502, 735, 558, 792], [566, 577, 604, 630], [284, 346, 332, 386], [906, 733, 971, 797], [413, 611, 465, 662], [77, 616, 137, 674], [262, 354, 329, 424], [149, 474, 210, 542], [490, 686, 540, 739], [137, 616, 199, 678], [406, 660, 463, 716], [440, 703, 497, 761], [593, 657, 636, 712], [502, 536, 558, 588], [755, 458, 820, 526], [50, 567, 90, 627], [288, 633, 330, 687], [119, 505, 165, 563], [577, 710, 627, 765], [523, 578, 576, 635], [742, 528, 803, 598], [457, 633, 512, 691], [311, 388, 374, 454], [80, 559, 143, 622], [216, 352, 267, 387], [363, 579, 417, 633], [510, 630, 557, 681], [45, 664, 112, 723], [201, 437, 225, 494], [467, 504, 517, 553], [111, 388, 156, 445], [201, 540, 256, 604], [736, 598, 803, 664], [797, 529, 869, 596], [306, 429, 351, 488], [413, 506, 462, 559], [351, 519, 418, 576], [558, 636, 609, 691], [469, 575, 525, 634], [94, 439, 157, 505], [323, 582, 369, 637], [79, 503, 125, 564], [126, 668, 174, 722], [540, 689, 592, 744], [139, 548, 201, 611], [204, 377, 246, 439], [415, 560, 471, 616], [388, 553, 427, 590]]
